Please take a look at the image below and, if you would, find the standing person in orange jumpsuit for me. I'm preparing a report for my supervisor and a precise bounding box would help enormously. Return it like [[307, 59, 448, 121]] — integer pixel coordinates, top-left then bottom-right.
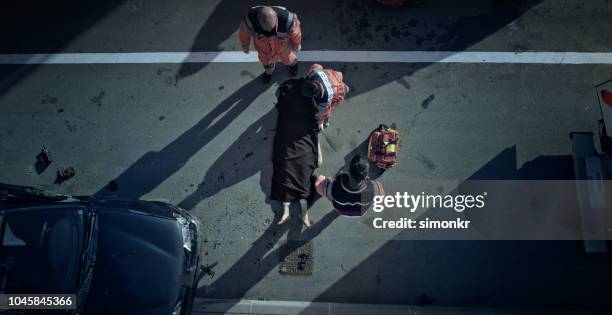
[[302, 63, 350, 166], [239, 6, 302, 84]]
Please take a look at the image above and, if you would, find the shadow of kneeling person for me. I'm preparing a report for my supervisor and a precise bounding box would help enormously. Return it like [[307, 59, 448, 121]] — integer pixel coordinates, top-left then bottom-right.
[[341, 133, 386, 181]]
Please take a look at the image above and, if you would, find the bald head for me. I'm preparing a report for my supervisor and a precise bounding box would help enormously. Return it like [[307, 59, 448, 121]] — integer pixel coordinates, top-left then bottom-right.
[[258, 6, 277, 32]]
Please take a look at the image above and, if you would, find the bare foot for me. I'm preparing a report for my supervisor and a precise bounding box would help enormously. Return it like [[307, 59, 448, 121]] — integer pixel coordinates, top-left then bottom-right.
[[316, 142, 323, 168], [278, 212, 290, 225], [300, 211, 312, 228], [278, 204, 291, 225]]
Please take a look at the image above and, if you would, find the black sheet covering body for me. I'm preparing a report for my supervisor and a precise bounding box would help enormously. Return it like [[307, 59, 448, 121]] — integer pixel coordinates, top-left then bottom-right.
[[271, 79, 319, 202]]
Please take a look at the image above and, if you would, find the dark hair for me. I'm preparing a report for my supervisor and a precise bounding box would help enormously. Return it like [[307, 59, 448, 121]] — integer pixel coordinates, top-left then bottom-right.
[[349, 155, 369, 182], [301, 80, 322, 98]]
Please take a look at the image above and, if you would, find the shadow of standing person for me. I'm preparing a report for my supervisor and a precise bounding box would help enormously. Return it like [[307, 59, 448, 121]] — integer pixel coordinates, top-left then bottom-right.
[[199, 207, 339, 301], [177, 107, 278, 211], [95, 76, 271, 199]]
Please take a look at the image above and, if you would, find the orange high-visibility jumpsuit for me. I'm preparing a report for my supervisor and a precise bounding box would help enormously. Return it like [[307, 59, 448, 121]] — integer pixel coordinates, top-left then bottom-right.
[[305, 64, 350, 129], [239, 6, 302, 73]]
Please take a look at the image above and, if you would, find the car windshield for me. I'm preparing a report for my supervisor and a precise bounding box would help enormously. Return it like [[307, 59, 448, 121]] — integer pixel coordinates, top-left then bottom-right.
[[0, 207, 85, 294]]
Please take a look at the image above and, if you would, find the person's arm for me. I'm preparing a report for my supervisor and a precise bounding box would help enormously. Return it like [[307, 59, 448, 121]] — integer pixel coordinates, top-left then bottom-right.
[[238, 19, 252, 54], [373, 180, 385, 197], [316, 104, 330, 130], [343, 83, 350, 95], [331, 71, 349, 108], [315, 175, 333, 199], [287, 14, 302, 51]]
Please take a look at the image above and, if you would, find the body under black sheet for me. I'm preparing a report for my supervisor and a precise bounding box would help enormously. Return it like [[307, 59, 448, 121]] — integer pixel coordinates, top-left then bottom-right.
[[271, 79, 319, 202]]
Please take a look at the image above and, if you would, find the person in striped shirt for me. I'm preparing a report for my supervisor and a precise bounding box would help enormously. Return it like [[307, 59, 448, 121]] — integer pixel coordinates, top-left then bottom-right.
[[314, 155, 384, 218]]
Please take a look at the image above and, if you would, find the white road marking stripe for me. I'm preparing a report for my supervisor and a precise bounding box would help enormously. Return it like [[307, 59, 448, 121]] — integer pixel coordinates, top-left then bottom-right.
[[193, 298, 593, 314], [0, 51, 611, 64]]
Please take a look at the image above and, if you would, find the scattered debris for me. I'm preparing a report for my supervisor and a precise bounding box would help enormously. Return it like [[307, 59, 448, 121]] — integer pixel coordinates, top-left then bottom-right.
[[421, 94, 435, 109], [128, 0, 144, 11], [41, 94, 58, 105], [156, 67, 172, 75], [35, 146, 53, 174], [37, 147, 52, 166], [396, 78, 411, 90], [240, 70, 256, 79], [417, 152, 437, 170], [108, 180, 118, 192], [90, 91, 105, 106], [64, 120, 77, 132], [164, 76, 177, 87], [55, 167, 75, 184], [200, 262, 217, 280]]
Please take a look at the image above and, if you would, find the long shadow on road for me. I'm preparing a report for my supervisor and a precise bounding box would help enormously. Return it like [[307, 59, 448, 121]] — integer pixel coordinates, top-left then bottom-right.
[[0, 0, 126, 97], [0, 0, 545, 102], [94, 75, 269, 199], [37, 0, 550, 310], [3, 0, 544, 202], [199, 208, 339, 299], [177, 0, 544, 89], [296, 147, 612, 311], [177, 107, 277, 211]]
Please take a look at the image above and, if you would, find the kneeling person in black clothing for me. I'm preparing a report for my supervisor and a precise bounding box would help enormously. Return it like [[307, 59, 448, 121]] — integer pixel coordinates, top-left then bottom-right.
[[314, 155, 384, 217]]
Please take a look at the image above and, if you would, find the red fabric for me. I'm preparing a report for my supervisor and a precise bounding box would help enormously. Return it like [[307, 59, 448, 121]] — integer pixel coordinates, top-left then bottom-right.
[[368, 127, 399, 169], [376, 0, 409, 8], [602, 89, 612, 107], [307, 64, 349, 126]]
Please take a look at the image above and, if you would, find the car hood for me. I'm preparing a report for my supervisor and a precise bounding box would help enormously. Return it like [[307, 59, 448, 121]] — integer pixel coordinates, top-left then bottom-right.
[[84, 209, 186, 315]]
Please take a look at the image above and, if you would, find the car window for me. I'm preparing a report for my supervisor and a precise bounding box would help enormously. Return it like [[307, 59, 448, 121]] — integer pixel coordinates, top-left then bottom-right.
[[0, 208, 85, 294]]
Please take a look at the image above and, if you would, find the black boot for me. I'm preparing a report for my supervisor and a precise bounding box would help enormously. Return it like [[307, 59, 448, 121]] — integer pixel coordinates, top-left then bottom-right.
[[262, 72, 272, 84], [289, 63, 298, 76]]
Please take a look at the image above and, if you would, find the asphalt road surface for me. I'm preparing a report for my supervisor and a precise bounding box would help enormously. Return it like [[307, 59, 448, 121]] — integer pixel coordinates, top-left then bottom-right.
[[1, 0, 611, 312]]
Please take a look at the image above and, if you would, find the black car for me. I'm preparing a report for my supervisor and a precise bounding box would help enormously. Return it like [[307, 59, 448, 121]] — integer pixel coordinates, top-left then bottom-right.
[[0, 184, 202, 315]]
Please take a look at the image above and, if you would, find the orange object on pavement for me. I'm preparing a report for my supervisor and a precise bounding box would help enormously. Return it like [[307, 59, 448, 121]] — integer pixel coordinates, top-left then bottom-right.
[[239, 6, 302, 72], [305, 64, 350, 128]]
